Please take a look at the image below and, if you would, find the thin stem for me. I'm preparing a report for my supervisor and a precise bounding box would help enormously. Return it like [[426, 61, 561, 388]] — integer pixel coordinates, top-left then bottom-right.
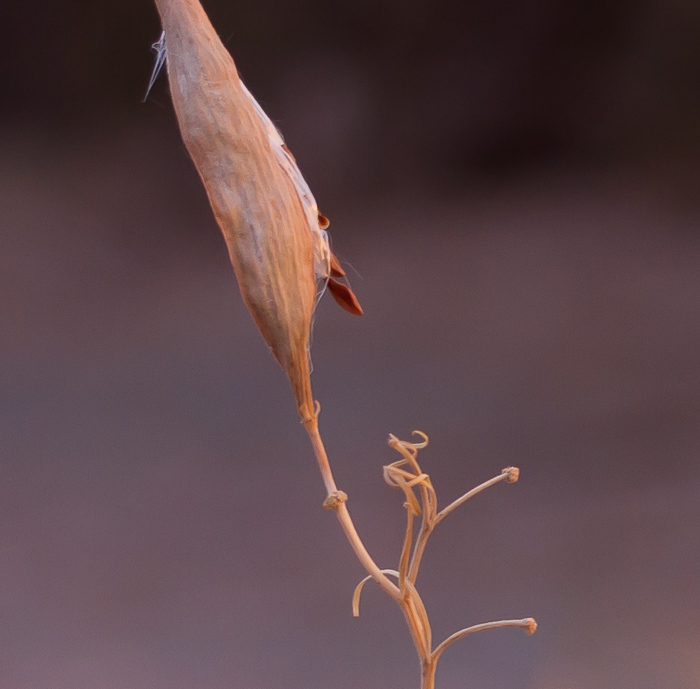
[[398, 502, 414, 593], [414, 476, 438, 579], [404, 579, 432, 656], [401, 586, 432, 662], [412, 467, 518, 581], [432, 618, 537, 664], [421, 659, 437, 689], [335, 504, 401, 600], [435, 471, 510, 525], [408, 477, 438, 582], [408, 520, 433, 583], [304, 417, 401, 601], [304, 413, 338, 495], [386, 434, 438, 583]]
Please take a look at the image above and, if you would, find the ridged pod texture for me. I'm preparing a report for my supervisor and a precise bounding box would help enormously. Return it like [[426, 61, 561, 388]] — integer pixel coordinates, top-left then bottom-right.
[[154, 0, 316, 421]]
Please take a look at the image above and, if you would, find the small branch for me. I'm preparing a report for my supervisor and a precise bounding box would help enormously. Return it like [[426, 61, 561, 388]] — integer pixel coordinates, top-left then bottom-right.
[[435, 466, 519, 525], [307, 423, 534, 686], [432, 617, 537, 664], [398, 501, 415, 593], [305, 407, 339, 496], [334, 503, 401, 600]]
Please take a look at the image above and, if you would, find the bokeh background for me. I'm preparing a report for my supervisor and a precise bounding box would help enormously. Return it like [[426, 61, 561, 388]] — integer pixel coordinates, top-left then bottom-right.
[[1, 1, 700, 687]]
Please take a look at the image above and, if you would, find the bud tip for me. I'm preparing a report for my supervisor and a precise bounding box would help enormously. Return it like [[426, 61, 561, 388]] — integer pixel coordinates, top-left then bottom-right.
[[503, 466, 520, 483]]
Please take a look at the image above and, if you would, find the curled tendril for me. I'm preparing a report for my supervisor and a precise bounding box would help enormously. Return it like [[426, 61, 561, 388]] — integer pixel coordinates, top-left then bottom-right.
[[409, 430, 429, 448], [352, 569, 400, 617], [352, 432, 534, 687]]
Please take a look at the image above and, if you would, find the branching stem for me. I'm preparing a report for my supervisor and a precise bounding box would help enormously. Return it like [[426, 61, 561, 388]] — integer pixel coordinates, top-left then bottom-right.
[[305, 420, 534, 689]]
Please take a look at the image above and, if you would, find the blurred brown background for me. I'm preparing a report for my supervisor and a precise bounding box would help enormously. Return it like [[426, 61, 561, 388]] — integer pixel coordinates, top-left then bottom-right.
[[1, 1, 700, 687]]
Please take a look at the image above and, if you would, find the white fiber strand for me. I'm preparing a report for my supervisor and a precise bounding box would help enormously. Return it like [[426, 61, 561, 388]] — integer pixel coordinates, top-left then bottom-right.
[[143, 31, 167, 102]]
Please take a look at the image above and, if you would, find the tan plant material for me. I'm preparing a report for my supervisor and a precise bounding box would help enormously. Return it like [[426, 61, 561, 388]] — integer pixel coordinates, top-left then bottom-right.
[[152, 0, 361, 423], [151, 1, 536, 687], [354, 433, 537, 689]]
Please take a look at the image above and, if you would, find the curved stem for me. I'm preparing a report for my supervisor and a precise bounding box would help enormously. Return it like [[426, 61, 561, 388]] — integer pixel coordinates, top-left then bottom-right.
[[432, 618, 537, 665], [402, 579, 432, 657], [304, 414, 339, 495], [407, 475, 437, 582], [304, 417, 401, 601], [398, 502, 414, 593], [435, 471, 510, 525]]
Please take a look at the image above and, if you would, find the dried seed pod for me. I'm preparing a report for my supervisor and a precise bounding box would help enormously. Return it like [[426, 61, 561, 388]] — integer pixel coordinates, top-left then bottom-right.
[[153, 0, 326, 420]]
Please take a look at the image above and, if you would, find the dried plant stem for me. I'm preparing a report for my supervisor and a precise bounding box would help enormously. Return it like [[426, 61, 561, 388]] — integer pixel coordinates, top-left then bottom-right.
[[304, 416, 401, 601], [305, 420, 535, 689], [435, 470, 516, 524], [303, 410, 339, 496], [353, 433, 535, 688], [421, 618, 538, 687], [431, 618, 538, 664], [408, 468, 517, 581], [304, 417, 440, 686]]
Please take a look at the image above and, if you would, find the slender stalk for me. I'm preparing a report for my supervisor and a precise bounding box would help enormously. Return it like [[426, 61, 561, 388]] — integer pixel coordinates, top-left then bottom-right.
[[431, 618, 537, 664], [421, 659, 437, 689], [401, 590, 432, 666], [408, 511, 434, 583], [306, 418, 435, 666], [303, 411, 338, 495], [304, 416, 401, 601], [408, 471, 436, 583], [435, 471, 511, 525], [399, 501, 415, 593]]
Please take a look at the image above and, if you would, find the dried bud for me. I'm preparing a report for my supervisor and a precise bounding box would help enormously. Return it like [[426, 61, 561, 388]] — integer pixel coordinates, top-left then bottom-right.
[[502, 466, 520, 483], [153, 0, 359, 421]]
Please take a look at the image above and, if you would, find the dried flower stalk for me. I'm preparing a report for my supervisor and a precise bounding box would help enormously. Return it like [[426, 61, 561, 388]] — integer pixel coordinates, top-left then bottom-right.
[[358, 433, 537, 688], [151, 1, 536, 686]]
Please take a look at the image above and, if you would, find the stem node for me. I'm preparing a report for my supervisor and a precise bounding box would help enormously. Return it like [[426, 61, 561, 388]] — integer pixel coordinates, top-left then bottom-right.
[[323, 490, 348, 511]]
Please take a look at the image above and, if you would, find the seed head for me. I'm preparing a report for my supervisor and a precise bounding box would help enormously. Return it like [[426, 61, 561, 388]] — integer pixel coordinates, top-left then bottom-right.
[[153, 0, 355, 420]]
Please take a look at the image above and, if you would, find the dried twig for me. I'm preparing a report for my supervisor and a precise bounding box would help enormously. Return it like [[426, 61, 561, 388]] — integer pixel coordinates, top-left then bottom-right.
[[360, 433, 534, 688]]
